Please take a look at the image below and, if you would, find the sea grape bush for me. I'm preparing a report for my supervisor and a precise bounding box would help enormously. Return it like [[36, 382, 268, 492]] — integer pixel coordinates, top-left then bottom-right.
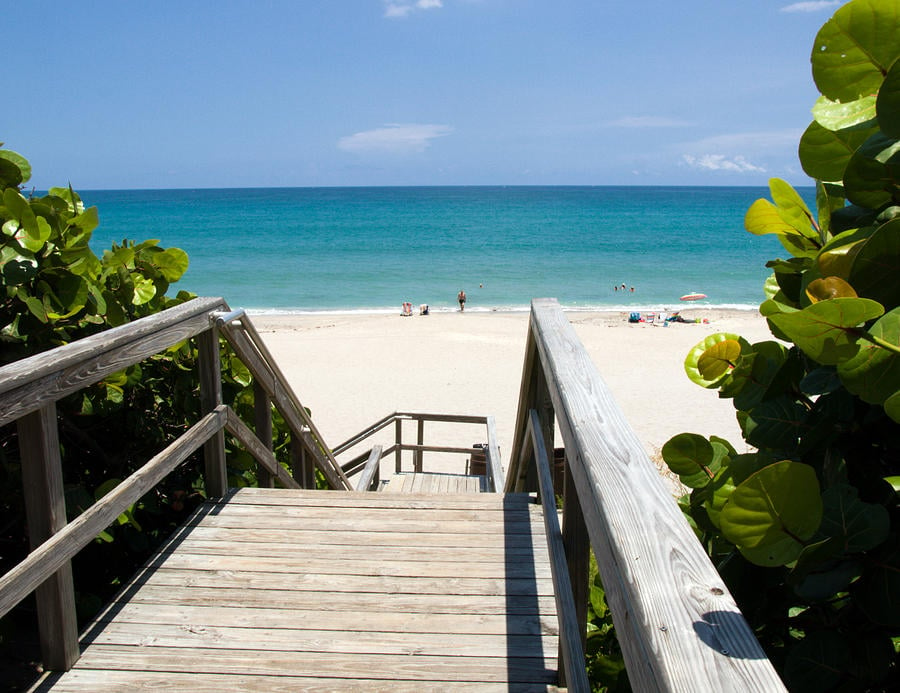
[[661, 1, 900, 689], [0, 145, 297, 656]]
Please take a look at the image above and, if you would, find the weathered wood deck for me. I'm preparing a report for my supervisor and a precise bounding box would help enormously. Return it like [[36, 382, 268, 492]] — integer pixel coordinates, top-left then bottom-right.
[[34, 488, 561, 691]]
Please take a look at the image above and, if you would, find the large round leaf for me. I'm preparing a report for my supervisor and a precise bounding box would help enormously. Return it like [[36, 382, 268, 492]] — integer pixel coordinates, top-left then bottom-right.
[[819, 483, 889, 553], [769, 178, 818, 240], [799, 119, 875, 182], [767, 297, 884, 365], [661, 433, 719, 489], [843, 132, 900, 209], [706, 453, 769, 530], [838, 306, 900, 405], [740, 395, 808, 452], [816, 226, 870, 280], [846, 218, 900, 305], [811, 0, 900, 103], [684, 333, 747, 388], [0, 149, 31, 187], [784, 631, 852, 693], [812, 94, 877, 131], [720, 461, 822, 567], [876, 54, 900, 138], [152, 247, 190, 282]]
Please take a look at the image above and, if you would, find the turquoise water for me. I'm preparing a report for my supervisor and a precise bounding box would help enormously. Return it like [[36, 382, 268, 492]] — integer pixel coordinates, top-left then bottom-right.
[[82, 186, 801, 313]]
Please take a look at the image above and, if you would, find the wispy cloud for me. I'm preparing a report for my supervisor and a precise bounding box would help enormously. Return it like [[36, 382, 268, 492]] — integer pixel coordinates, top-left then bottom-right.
[[678, 130, 800, 174], [682, 154, 765, 173], [338, 124, 453, 154], [384, 0, 443, 18], [779, 1, 839, 13], [607, 116, 693, 128]]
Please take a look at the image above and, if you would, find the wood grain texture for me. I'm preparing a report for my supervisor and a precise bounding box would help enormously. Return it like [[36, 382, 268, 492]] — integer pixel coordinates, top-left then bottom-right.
[[521, 298, 786, 691], [0, 407, 227, 621], [0, 297, 227, 428], [38, 487, 562, 689]]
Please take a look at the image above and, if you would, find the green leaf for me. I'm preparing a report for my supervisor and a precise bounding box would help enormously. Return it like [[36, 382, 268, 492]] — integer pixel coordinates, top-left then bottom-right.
[[819, 483, 889, 553], [837, 306, 900, 405], [660, 433, 719, 489], [1, 246, 38, 285], [151, 247, 189, 282], [811, 0, 900, 103], [767, 297, 884, 365], [741, 396, 808, 452], [131, 275, 157, 305], [0, 148, 31, 187], [846, 218, 900, 305], [877, 59, 900, 138], [812, 94, 877, 131], [706, 453, 769, 529], [784, 631, 852, 693], [684, 333, 746, 388], [843, 132, 900, 209], [769, 178, 818, 241], [745, 198, 812, 239], [720, 460, 822, 567], [799, 119, 875, 182], [885, 390, 900, 422]]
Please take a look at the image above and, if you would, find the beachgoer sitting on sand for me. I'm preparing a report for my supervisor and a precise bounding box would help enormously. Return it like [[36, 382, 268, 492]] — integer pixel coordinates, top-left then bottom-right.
[[420, 304, 429, 315], [401, 302, 413, 316]]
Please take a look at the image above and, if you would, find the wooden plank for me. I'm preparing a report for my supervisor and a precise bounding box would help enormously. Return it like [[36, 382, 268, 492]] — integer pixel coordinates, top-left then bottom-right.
[[89, 602, 559, 637], [224, 408, 299, 489], [82, 621, 556, 659], [528, 410, 589, 692], [197, 328, 227, 498], [355, 446, 382, 491], [131, 568, 555, 598], [119, 583, 559, 615], [253, 382, 273, 488], [35, 670, 564, 692], [139, 553, 552, 579], [68, 645, 558, 684], [521, 298, 785, 691], [0, 297, 227, 428], [221, 487, 535, 509], [0, 407, 227, 621], [485, 415, 504, 492], [18, 404, 79, 671]]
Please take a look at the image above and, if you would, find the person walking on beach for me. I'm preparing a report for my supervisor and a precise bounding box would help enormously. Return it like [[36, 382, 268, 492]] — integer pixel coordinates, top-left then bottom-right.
[[457, 289, 467, 312]]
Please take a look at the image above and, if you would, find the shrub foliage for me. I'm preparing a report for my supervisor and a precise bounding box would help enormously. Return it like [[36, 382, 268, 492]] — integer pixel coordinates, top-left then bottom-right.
[[662, 1, 900, 689]]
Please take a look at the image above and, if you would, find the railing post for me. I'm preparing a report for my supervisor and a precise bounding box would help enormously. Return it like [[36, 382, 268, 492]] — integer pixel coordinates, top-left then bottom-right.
[[415, 418, 424, 472], [254, 381, 274, 488], [394, 418, 402, 473], [17, 403, 79, 671], [198, 327, 227, 498], [292, 428, 317, 489], [563, 454, 589, 652]]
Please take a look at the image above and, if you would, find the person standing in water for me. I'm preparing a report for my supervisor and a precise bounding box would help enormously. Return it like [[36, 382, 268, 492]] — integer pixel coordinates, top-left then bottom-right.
[[457, 289, 467, 312]]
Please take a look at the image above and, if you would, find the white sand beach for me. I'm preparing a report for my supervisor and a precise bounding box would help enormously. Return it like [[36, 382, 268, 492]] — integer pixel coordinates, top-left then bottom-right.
[[251, 306, 773, 480]]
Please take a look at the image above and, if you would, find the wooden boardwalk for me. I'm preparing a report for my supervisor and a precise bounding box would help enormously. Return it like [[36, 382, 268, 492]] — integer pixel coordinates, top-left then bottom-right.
[[35, 488, 561, 691]]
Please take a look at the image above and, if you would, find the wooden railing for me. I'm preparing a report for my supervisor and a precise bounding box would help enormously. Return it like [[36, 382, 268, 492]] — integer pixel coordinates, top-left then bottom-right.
[[0, 298, 351, 671], [506, 298, 786, 691], [332, 411, 503, 492]]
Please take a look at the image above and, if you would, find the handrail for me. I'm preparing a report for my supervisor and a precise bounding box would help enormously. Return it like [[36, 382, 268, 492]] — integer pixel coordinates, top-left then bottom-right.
[[0, 297, 346, 672], [330, 411, 502, 492], [506, 299, 786, 691]]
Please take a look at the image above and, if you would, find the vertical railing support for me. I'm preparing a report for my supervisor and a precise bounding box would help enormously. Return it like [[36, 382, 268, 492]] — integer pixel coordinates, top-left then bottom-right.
[[394, 418, 402, 473], [198, 327, 227, 498], [415, 418, 424, 472], [563, 455, 589, 652], [254, 381, 274, 488], [17, 403, 79, 671]]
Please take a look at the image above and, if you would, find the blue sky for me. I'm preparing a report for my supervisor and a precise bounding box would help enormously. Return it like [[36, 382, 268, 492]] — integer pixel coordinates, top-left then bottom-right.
[[8, 0, 843, 189]]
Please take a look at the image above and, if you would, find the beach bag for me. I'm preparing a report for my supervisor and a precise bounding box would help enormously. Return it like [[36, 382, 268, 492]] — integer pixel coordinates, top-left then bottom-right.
[[628, 312, 640, 323]]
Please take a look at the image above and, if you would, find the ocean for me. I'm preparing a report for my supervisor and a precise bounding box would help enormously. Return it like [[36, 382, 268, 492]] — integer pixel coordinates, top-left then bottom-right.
[[82, 186, 802, 314]]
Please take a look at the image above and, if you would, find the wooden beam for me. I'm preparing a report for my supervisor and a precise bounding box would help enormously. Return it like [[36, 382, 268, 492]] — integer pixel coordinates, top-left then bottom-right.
[[0, 407, 227, 621], [525, 298, 785, 691], [527, 409, 589, 693], [224, 408, 300, 490], [253, 382, 274, 488], [485, 416, 503, 493], [0, 297, 227, 428], [355, 446, 383, 491], [197, 328, 227, 498], [17, 404, 79, 671]]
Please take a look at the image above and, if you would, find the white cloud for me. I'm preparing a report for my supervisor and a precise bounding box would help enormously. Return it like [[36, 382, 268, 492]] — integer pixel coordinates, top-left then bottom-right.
[[682, 154, 766, 173], [779, 1, 839, 13], [338, 124, 453, 154], [384, 0, 443, 18], [607, 116, 693, 128]]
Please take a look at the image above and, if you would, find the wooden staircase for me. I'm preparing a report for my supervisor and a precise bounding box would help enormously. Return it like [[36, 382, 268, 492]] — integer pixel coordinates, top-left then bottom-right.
[[35, 488, 561, 691]]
